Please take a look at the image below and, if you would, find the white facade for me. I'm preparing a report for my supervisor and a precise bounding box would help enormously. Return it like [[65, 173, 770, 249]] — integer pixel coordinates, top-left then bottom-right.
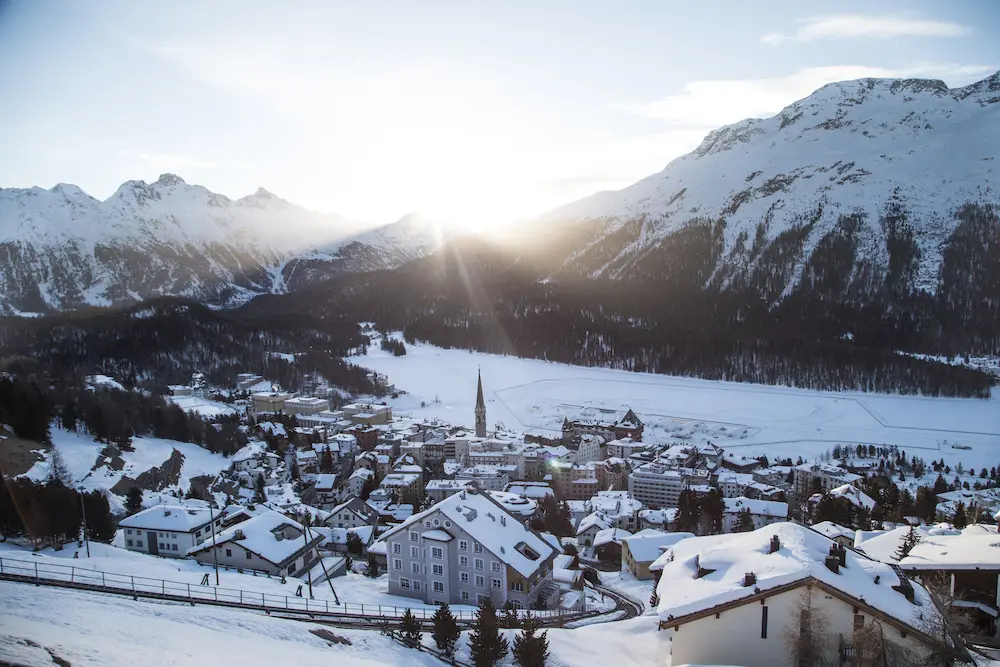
[[119, 505, 223, 558]]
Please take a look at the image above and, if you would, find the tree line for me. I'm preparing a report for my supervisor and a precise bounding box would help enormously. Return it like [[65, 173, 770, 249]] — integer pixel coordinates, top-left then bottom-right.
[[0, 476, 115, 548]]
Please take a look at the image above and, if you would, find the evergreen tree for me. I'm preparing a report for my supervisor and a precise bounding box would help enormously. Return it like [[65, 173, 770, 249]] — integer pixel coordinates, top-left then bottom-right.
[[48, 449, 72, 486], [892, 526, 921, 561], [360, 474, 377, 501], [512, 614, 549, 667], [733, 507, 755, 533], [675, 490, 701, 534], [82, 490, 116, 542], [400, 608, 422, 647], [649, 585, 659, 608], [469, 599, 509, 667], [952, 502, 968, 529], [365, 553, 380, 578], [431, 603, 461, 657], [320, 448, 334, 474], [125, 486, 144, 515], [0, 477, 26, 540], [701, 489, 724, 535]]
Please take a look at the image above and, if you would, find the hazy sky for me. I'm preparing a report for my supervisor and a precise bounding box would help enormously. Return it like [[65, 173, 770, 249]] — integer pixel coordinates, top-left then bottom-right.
[[1, 1, 998, 228]]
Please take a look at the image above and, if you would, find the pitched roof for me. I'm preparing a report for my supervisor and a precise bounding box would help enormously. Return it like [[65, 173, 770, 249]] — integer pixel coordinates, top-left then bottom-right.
[[372, 488, 557, 577], [829, 483, 876, 510], [622, 531, 695, 562], [119, 504, 217, 532], [723, 497, 788, 518], [654, 522, 936, 634], [189, 511, 321, 567], [593, 527, 632, 548]]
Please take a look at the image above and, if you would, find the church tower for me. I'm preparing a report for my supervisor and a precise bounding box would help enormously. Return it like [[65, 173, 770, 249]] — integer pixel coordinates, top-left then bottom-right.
[[474, 369, 487, 437]]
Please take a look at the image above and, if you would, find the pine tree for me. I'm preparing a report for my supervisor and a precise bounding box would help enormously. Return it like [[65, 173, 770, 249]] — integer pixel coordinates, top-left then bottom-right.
[[512, 614, 549, 667], [48, 449, 72, 486], [892, 526, 921, 561], [400, 608, 422, 647], [431, 603, 461, 657], [733, 507, 755, 533], [953, 502, 968, 529], [649, 585, 659, 608], [125, 486, 144, 515], [365, 553, 380, 578], [469, 599, 509, 667]]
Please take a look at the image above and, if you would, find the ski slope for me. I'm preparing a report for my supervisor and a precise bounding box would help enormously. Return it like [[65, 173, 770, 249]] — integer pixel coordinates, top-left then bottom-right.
[[350, 338, 1000, 469]]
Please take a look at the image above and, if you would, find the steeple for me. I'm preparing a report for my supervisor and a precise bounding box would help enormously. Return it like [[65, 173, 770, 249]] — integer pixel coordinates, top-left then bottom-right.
[[475, 368, 487, 437]]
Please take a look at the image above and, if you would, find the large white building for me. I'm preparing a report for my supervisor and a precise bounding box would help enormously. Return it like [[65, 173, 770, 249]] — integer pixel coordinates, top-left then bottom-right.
[[651, 522, 952, 667], [119, 504, 225, 558], [628, 462, 710, 508], [372, 488, 559, 608]]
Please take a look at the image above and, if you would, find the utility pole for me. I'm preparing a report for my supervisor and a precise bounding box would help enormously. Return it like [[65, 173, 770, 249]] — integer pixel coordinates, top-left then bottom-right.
[[301, 517, 314, 599], [208, 503, 220, 586], [78, 488, 90, 558]]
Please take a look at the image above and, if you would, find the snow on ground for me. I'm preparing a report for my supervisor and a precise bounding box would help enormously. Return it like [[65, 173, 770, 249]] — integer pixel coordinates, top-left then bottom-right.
[[166, 395, 239, 418], [350, 338, 1000, 471], [85, 374, 125, 391], [600, 570, 654, 615], [0, 578, 668, 667], [23, 428, 230, 494]]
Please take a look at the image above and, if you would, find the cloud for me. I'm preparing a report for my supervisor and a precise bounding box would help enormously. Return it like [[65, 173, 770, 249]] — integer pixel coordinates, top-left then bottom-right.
[[762, 15, 968, 44], [622, 63, 998, 130]]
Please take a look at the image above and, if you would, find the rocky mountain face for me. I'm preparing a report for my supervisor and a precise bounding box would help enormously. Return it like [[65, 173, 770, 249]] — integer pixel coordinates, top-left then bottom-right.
[[0, 175, 443, 313], [542, 71, 1000, 314]]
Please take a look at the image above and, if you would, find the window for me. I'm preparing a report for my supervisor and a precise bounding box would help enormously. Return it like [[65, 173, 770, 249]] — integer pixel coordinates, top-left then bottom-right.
[[159, 542, 165, 550], [246, 550, 252, 560], [431, 547, 443, 559], [158, 532, 164, 538], [433, 581, 444, 593], [126, 529, 132, 535], [410, 531, 419, 542], [459, 555, 469, 567], [126, 539, 133, 547], [413, 581, 421, 592], [225, 548, 232, 557], [761, 606, 768, 639], [393, 543, 402, 555], [854, 615, 864, 631], [461, 590, 469, 601], [477, 594, 489, 605], [459, 540, 468, 551], [172, 544, 178, 551], [475, 575, 485, 587], [412, 562, 420, 575], [511, 580, 523, 592], [195, 530, 201, 538], [433, 564, 444, 576], [474, 543, 483, 554], [171, 533, 177, 539], [400, 578, 411, 590], [492, 578, 502, 589], [411, 546, 419, 558], [460, 572, 469, 583], [394, 559, 403, 570], [136, 541, 143, 547], [475, 558, 484, 570], [491, 562, 502, 572]]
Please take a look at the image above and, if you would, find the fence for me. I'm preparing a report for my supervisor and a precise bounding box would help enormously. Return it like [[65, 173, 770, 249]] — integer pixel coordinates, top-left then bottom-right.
[[0, 555, 597, 625]]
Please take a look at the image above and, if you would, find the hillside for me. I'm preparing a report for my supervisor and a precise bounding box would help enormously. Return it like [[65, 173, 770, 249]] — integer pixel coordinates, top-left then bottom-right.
[[0, 175, 443, 313]]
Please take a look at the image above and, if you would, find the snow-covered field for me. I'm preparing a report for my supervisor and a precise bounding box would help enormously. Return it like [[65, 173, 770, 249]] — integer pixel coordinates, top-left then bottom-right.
[[167, 395, 240, 418], [350, 339, 1000, 470], [23, 428, 230, 494]]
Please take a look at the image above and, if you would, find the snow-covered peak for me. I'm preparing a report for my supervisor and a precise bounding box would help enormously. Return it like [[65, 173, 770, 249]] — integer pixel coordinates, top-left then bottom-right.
[[155, 173, 186, 187]]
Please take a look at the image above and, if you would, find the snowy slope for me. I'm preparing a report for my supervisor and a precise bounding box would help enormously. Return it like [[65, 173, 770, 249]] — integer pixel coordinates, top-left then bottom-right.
[[542, 72, 1000, 293], [0, 175, 445, 312]]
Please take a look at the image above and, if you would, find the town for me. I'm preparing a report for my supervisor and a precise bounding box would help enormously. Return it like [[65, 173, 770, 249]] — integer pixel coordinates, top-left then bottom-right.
[[2, 348, 999, 667]]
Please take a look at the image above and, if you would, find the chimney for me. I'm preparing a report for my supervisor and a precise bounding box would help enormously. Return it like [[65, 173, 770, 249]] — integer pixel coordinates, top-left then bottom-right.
[[838, 545, 847, 567], [743, 572, 757, 587], [769, 535, 780, 553], [824, 555, 840, 574]]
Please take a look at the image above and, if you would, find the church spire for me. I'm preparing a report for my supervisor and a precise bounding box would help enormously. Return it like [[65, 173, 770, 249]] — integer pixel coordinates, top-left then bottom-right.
[[474, 367, 487, 437]]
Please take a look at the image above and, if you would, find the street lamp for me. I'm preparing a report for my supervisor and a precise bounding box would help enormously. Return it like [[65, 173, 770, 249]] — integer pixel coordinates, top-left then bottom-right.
[[208, 503, 220, 585]]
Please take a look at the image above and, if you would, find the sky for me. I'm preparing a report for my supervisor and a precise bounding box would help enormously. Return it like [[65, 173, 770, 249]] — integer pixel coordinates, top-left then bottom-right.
[[1, 1, 998, 230]]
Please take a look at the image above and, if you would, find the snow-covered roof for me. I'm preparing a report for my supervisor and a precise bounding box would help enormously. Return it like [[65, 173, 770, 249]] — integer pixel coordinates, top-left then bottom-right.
[[853, 526, 921, 564], [829, 483, 876, 510], [258, 422, 287, 437], [485, 491, 538, 517], [190, 511, 320, 566], [593, 527, 632, 548], [716, 472, 755, 487], [119, 504, 217, 532], [622, 531, 695, 562], [723, 497, 788, 518], [231, 441, 267, 463], [654, 523, 936, 632], [900, 526, 1000, 570], [314, 474, 337, 491], [810, 521, 855, 541], [639, 508, 678, 524], [587, 490, 643, 518], [576, 512, 612, 536], [373, 489, 557, 578]]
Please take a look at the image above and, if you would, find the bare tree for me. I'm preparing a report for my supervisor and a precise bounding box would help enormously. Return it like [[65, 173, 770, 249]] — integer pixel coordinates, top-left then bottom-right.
[[783, 587, 832, 667], [852, 620, 921, 667], [913, 573, 972, 667]]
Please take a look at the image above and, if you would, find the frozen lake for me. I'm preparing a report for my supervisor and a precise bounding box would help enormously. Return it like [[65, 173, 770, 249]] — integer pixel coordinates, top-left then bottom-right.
[[349, 337, 1000, 469]]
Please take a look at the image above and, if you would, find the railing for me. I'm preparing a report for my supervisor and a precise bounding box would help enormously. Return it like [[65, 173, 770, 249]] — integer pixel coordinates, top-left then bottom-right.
[[0, 555, 596, 625]]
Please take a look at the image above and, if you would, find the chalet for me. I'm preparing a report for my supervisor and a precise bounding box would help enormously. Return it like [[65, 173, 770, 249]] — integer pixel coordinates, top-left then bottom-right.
[[811, 520, 857, 547], [119, 504, 225, 558], [592, 527, 631, 563], [722, 497, 788, 532], [372, 487, 559, 609], [313, 474, 339, 506], [323, 496, 380, 530], [620, 529, 695, 580], [189, 511, 323, 577], [652, 523, 955, 667], [720, 452, 763, 474], [561, 407, 644, 443], [899, 524, 1000, 637]]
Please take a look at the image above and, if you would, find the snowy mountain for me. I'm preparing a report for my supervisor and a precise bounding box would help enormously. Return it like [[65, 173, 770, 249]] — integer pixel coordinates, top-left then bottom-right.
[[0, 175, 444, 313], [542, 72, 1000, 302]]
